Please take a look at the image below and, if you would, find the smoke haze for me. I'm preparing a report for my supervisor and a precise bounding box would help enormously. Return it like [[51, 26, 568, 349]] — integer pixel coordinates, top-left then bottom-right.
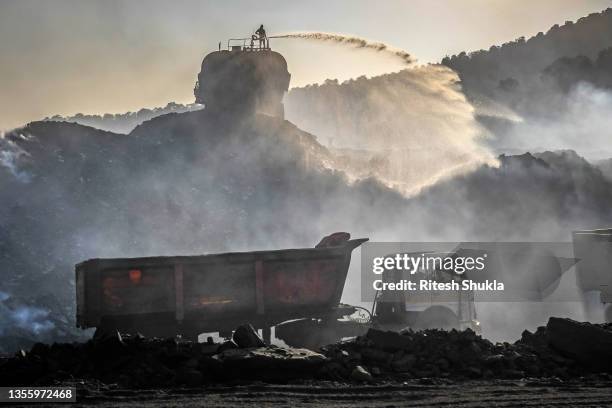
[[2, 6, 612, 350]]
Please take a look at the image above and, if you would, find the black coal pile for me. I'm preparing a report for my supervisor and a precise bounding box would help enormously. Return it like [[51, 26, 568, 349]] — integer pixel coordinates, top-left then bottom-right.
[[320, 318, 612, 382], [2, 319, 612, 388], [0, 324, 326, 388]]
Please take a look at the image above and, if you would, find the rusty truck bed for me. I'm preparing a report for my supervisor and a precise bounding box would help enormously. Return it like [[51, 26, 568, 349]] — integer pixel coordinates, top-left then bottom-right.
[[76, 237, 367, 338]]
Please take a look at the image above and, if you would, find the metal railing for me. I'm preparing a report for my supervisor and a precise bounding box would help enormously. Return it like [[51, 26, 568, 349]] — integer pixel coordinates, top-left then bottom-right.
[[227, 36, 270, 52]]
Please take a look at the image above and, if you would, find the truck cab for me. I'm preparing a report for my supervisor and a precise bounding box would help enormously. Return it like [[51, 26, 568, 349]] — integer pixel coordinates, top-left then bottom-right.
[[373, 252, 480, 333]]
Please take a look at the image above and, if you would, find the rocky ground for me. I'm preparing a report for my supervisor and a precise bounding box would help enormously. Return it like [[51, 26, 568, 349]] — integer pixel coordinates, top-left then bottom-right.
[[2, 318, 612, 406], [23, 377, 612, 407]]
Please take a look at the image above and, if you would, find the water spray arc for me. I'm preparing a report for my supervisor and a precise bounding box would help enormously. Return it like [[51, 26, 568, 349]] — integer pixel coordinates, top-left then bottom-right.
[[269, 32, 415, 66]]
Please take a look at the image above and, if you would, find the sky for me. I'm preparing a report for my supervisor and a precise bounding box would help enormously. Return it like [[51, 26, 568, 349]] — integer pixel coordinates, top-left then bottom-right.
[[1, 0, 611, 130]]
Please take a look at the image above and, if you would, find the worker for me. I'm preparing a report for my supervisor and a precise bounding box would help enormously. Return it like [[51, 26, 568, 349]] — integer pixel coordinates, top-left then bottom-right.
[[255, 24, 267, 49]]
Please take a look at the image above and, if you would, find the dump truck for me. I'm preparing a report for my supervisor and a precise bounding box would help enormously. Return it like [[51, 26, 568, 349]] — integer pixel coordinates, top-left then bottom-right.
[[77, 235, 585, 347], [75, 234, 481, 346], [76, 233, 367, 342]]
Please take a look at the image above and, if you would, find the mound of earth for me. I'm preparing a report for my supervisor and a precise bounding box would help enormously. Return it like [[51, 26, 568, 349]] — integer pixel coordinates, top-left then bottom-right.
[[2, 318, 611, 388]]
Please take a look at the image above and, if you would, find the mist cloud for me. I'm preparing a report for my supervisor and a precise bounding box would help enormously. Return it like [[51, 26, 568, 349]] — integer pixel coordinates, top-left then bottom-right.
[[286, 66, 497, 195], [493, 83, 612, 160]]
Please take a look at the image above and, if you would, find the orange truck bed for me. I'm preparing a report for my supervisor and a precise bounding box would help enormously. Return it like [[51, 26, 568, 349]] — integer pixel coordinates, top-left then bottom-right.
[[76, 237, 367, 338]]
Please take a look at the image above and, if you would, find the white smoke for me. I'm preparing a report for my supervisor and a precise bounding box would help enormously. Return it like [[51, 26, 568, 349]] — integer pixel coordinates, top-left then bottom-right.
[[11, 306, 55, 334], [499, 83, 612, 160], [0, 292, 55, 336], [0, 132, 31, 183]]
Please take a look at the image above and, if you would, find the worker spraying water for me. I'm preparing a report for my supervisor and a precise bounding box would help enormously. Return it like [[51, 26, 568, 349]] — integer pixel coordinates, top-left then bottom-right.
[[223, 26, 414, 64], [255, 24, 268, 49]]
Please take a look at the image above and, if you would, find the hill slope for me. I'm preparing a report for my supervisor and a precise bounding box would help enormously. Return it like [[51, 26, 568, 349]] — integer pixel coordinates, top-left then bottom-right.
[[442, 8, 612, 97]]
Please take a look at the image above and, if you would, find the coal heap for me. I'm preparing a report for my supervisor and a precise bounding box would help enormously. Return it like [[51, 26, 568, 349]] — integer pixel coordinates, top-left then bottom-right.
[[2, 319, 611, 388], [321, 318, 612, 382], [0, 324, 326, 388]]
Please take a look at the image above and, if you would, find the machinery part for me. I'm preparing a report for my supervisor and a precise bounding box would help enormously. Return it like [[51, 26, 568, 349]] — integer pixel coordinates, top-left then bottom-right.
[[413, 306, 460, 331], [347, 306, 373, 324], [275, 317, 369, 350], [194, 49, 290, 118], [573, 229, 612, 321]]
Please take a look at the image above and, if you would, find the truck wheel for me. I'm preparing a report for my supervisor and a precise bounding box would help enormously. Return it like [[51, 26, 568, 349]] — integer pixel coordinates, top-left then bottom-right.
[[414, 306, 459, 331]]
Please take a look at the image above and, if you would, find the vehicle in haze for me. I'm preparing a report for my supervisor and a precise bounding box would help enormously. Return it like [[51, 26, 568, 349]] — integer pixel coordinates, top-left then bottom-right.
[[76, 233, 367, 342], [372, 251, 480, 333], [573, 228, 612, 322]]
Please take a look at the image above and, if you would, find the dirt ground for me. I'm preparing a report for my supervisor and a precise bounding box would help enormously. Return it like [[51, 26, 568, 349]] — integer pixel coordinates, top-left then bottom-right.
[[25, 378, 612, 407]]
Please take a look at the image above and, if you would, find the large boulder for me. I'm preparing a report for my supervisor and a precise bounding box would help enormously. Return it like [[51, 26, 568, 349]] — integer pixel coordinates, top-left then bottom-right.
[[365, 328, 413, 351], [546, 317, 612, 370], [213, 346, 326, 380]]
